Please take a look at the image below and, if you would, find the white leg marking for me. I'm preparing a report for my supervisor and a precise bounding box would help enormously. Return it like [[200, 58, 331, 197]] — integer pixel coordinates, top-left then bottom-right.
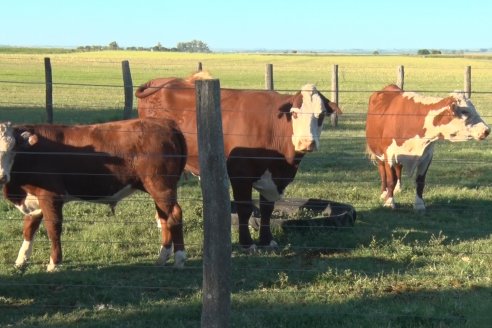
[[15, 240, 33, 268], [394, 180, 402, 194], [156, 245, 173, 265], [414, 196, 426, 211], [46, 256, 59, 272], [174, 250, 186, 268], [380, 190, 388, 200], [383, 197, 396, 209]]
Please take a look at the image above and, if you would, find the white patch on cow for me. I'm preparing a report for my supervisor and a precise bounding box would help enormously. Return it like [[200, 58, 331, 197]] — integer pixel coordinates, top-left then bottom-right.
[[174, 250, 186, 268], [383, 197, 395, 209], [0, 122, 16, 184], [157, 245, 173, 265], [402, 92, 443, 105], [15, 193, 43, 218], [290, 84, 326, 152], [394, 180, 402, 193], [414, 196, 425, 211], [15, 239, 33, 268], [47, 257, 58, 272], [252, 170, 282, 201]]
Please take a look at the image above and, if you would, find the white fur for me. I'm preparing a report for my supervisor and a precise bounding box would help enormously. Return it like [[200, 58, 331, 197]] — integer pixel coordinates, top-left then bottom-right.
[[15, 239, 33, 268], [414, 196, 426, 211], [252, 170, 282, 201], [157, 245, 173, 265]]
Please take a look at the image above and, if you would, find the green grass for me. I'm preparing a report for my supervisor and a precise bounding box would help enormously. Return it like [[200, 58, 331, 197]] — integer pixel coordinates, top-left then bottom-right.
[[0, 50, 491, 327]]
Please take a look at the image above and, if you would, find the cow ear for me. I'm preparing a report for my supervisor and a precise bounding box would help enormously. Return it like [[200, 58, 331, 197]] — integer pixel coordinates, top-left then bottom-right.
[[19, 131, 38, 147]]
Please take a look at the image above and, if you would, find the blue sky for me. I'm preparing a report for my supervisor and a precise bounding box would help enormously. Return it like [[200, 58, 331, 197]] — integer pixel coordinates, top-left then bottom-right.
[[1, 0, 490, 51]]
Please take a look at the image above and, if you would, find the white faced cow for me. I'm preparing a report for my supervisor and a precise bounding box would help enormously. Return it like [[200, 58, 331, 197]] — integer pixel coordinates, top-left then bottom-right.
[[0, 118, 187, 271], [366, 84, 490, 210]]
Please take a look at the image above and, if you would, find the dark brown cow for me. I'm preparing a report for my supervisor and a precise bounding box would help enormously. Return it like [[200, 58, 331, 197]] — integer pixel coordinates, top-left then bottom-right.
[[0, 118, 187, 271], [136, 72, 342, 249], [366, 84, 490, 210]]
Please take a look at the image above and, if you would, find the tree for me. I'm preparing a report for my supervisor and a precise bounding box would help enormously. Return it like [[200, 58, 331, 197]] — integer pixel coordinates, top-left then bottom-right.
[[417, 49, 430, 55], [176, 40, 211, 53], [108, 41, 119, 50]]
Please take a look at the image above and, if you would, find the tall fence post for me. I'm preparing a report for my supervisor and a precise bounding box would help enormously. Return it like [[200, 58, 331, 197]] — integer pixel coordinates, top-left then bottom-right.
[[196, 79, 231, 328], [397, 65, 404, 90], [121, 60, 133, 119], [331, 64, 339, 127], [464, 66, 471, 98], [197, 62, 203, 72], [44, 57, 53, 124], [265, 64, 274, 90]]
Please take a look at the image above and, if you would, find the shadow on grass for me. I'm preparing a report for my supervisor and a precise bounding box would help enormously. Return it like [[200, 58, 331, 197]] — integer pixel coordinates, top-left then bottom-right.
[[0, 106, 135, 124]]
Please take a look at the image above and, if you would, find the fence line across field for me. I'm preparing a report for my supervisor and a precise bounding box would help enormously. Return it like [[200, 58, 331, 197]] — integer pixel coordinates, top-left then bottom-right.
[[6, 57, 476, 124]]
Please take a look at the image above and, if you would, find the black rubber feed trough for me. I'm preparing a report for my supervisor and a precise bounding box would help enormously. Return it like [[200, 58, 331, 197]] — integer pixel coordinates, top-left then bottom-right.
[[231, 198, 356, 232]]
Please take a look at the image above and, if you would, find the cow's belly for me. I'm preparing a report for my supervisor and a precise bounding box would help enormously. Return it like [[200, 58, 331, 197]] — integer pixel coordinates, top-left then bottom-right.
[[64, 184, 137, 204], [14, 185, 136, 216], [252, 170, 283, 201]]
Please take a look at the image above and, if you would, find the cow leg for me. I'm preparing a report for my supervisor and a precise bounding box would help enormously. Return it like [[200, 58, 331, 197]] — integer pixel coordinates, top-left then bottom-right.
[[231, 183, 255, 250], [258, 195, 277, 248], [383, 162, 397, 208], [39, 195, 64, 272], [377, 160, 387, 199], [414, 157, 433, 211], [394, 164, 403, 194], [155, 202, 185, 268], [15, 213, 43, 268]]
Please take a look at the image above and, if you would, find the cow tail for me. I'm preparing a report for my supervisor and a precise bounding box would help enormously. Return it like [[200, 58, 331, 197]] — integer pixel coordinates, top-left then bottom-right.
[[365, 144, 378, 164]]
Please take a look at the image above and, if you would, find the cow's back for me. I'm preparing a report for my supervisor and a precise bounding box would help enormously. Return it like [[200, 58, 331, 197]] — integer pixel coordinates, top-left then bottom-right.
[[137, 79, 294, 174]]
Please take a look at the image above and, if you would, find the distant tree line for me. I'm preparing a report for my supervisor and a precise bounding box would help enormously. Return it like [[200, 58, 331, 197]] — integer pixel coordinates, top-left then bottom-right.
[[77, 40, 211, 53]]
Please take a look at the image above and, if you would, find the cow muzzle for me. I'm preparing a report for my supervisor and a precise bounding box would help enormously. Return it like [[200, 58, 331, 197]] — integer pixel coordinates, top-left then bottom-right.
[[295, 139, 318, 152]]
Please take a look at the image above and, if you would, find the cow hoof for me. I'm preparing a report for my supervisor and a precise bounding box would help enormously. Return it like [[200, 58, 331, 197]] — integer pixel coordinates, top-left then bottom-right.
[[174, 250, 186, 268], [259, 240, 278, 250], [241, 244, 257, 253], [414, 197, 426, 211], [156, 246, 173, 265], [383, 197, 396, 209], [46, 263, 60, 272]]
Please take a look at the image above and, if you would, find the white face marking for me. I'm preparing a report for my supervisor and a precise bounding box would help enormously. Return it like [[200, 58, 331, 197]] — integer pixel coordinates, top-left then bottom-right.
[[0, 122, 16, 184], [252, 170, 282, 201], [290, 84, 326, 152]]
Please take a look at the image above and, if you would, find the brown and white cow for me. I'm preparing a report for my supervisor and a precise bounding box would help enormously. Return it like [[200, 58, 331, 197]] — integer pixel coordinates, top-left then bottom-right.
[[0, 118, 187, 271], [365, 84, 490, 210], [136, 73, 342, 250]]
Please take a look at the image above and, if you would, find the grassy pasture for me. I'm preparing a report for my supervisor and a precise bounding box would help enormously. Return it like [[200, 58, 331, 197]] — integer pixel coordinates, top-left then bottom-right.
[[0, 51, 491, 327]]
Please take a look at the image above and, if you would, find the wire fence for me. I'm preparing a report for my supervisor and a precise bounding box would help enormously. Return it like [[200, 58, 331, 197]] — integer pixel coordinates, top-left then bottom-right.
[[0, 55, 491, 326]]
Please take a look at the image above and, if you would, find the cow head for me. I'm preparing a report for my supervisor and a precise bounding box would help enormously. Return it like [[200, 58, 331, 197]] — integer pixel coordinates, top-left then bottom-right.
[[0, 122, 38, 184], [289, 84, 328, 152], [429, 92, 490, 142]]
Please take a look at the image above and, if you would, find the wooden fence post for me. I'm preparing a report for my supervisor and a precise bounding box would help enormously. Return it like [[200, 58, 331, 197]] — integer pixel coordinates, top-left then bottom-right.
[[331, 64, 339, 127], [196, 79, 231, 328], [44, 57, 53, 124], [121, 60, 133, 119], [464, 66, 471, 98], [397, 65, 404, 90], [197, 62, 203, 72], [265, 64, 274, 90]]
